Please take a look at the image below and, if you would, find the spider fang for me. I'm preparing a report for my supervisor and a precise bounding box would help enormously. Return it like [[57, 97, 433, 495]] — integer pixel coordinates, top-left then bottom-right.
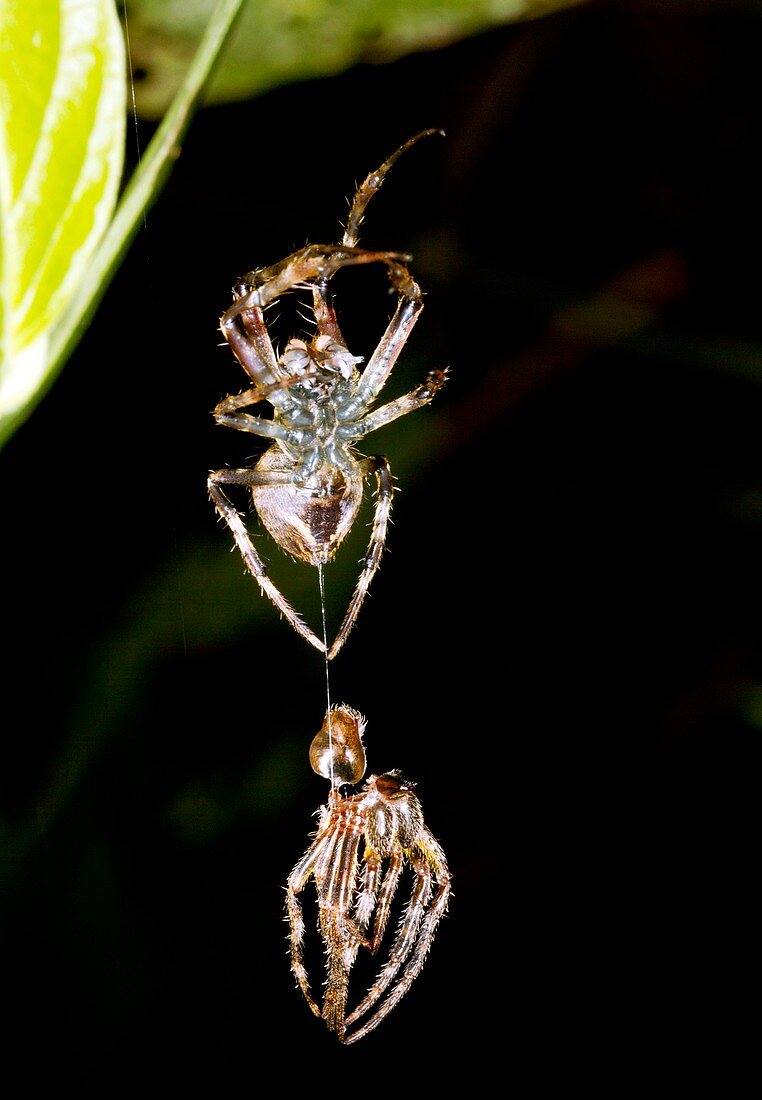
[[286, 704, 451, 1043], [208, 130, 447, 658]]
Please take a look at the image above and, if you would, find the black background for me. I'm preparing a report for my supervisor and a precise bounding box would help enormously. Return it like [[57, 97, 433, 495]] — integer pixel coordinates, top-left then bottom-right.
[[1, 0, 761, 1088]]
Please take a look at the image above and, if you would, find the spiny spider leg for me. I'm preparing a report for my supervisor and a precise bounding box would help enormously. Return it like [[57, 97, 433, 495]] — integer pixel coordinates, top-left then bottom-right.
[[208, 469, 326, 653], [312, 279, 345, 344], [320, 833, 366, 1037], [213, 370, 320, 420], [290, 787, 368, 1038], [364, 848, 404, 954], [220, 300, 283, 390], [346, 851, 433, 1026], [351, 369, 449, 438], [326, 456, 393, 661], [342, 128, 445, 248], [229, 246, 414, 316], [325, 297, 446, 660], [352, 849, 384, 935], [344, 866, 451, 1045], [335, 130, 445, 402], [346, 294, 423, 416], [286, 812, 339, 1016]]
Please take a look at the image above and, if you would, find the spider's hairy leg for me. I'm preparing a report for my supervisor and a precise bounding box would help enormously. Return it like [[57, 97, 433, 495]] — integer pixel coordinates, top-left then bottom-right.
[[344, 838, 452, 1045], [327, 455, 393, 661], [212, 365, 322, 429], [365, 848, 404, 954], [343, 128, 445, 249], [286, 820, 339, 1018], [355, 851, 433, 1012], [353, 849, 382, 935], [353, 368, 449, 438], [320, 913, 353, 1039], [285, 888, 321, 1018], [339, 262, 429, 418], [317, 812, 365, 1037], [312, 278, 345, 344], [211, 398, 299, 438], [219, 298, 289, 395], [235, 245, 413, 312], [207, 469, 327, 654]]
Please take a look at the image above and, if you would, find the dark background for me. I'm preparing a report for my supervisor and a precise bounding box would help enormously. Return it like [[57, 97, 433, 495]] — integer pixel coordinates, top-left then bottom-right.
[[1, 0, 760, 1087]]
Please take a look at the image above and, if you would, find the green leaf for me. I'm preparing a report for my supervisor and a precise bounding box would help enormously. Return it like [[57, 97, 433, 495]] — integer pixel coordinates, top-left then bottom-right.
[[0, 0, 126, 441], [124, 0, 588, 118]]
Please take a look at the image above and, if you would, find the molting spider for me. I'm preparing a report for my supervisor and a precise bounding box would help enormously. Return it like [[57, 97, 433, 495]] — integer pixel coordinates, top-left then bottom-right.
[[208, 130, 447, 659], [286, 704, 451, 1043]]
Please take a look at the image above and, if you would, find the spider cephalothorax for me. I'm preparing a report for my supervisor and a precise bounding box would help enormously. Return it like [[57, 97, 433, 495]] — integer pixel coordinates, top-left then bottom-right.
[[208, 130, 447, 658], [286, 705, 451, 1043]]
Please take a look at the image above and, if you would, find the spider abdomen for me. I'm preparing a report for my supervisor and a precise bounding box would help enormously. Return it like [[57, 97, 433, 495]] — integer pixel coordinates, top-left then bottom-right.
[[252, 446, 363, 565]]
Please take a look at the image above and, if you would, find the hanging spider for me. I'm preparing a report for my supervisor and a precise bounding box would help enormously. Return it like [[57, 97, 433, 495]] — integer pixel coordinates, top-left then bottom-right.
[[208, 130, 447, 659], [286, 704, 451, 1043]]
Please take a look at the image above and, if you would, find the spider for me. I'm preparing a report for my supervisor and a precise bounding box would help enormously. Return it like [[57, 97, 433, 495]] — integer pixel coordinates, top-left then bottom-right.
[[286, 704, 451, 1043], [208, 130, 447, 659]]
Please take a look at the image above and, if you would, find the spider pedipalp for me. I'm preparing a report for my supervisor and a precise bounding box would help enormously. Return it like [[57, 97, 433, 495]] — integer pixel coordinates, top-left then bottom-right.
[[208, 130, 447, 658], [286, 704, 451, 1043]]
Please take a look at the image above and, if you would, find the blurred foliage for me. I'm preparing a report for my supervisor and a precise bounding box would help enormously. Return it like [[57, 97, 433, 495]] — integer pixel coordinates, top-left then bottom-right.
[[123, 0, 588, 117], [0, 0, 249, 449], [0, 0, 125, 444]]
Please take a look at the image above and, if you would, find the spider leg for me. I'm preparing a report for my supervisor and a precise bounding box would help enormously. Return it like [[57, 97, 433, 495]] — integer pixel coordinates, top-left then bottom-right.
[[344, 840, 452, 1044], [338, 275, 428, 420], [211, 405, 295, 441], [312, 279, 345, 344], [352, 368, 449, 438], [353, 850, 383, 935], [285, 893, 321, 1017], [213, 370, 318, 423], [221, 301, 277, 374], [234, 129, 440, 346], [342, 129, 444, 248], [326, 455, 393, 660], [319, 913, 353, 1039], [345, 850, 431, 1031], [317, 814, 364, 1038], [286, 820, 342, 1018], [212, 361, 321, 435], [229, 298, 280, 372], [233, 245, 413, 314], [310, 128, 438, 343], [285, 889, 320, 1016], [207, 469, 327, 653], [366, 849, 404, 954], [219, 296, 305, 410], [340, 848, 384, 975]]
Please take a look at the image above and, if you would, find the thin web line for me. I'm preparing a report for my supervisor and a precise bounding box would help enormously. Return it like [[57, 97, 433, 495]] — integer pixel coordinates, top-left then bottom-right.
[[121, 3, 149, 235], [318, 564, 335, 790]]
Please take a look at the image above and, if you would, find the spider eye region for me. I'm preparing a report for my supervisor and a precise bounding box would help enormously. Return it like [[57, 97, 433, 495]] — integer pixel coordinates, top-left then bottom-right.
[[370, 772, 423, 847], [373, 771, 413, 798]]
